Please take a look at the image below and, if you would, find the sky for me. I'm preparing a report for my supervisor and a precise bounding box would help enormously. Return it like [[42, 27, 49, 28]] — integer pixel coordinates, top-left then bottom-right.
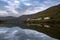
[[0, 0, 60, 17]]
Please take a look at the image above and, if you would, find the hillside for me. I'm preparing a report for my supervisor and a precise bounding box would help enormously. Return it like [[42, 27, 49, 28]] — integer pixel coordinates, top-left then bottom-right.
[[23, 4, 60, 39], [0, 4, 60, 39], [32, 4, 60, 18], [25, 4, 60, 23], [0, 4, 60, 24]]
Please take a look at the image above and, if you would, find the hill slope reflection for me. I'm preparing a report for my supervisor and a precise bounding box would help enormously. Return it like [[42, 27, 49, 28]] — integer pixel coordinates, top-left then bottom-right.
[[0, 27, 58, 40]]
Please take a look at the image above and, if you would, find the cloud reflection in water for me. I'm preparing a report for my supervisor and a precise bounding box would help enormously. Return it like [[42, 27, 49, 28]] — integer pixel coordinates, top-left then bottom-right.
[[0, 27, 58, 40]]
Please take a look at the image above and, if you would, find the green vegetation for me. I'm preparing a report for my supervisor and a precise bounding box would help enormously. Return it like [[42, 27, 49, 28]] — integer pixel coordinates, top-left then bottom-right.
[[24, 4, 60, 39], [0, 4, 60, 39], [26, 4, 60, 23]]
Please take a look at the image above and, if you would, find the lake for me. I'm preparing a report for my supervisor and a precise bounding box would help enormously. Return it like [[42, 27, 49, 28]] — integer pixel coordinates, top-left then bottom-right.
[[0, 23, 60, 40], [26, 23, 60, 39]]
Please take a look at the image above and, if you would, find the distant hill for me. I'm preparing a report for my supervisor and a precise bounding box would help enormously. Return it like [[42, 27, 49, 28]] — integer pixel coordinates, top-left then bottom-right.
[[18, 15, 33, 21], [0, 16, 17, 19], [31, 4, 60, 19], [18, 4, 60, 20], [24, 4, 60, 23], [0, 16, 18, 24], [0, 4, 60, 39], [22, 4, 60, 39], [0, 4, 60, 25]]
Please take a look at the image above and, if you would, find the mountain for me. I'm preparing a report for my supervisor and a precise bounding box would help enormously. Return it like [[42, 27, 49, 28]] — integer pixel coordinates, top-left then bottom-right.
[[18, 15, 33, 21], [32, 4, 60, 18], [0, 4, 60, 24], [0, 16, 18, 25], [0, 4, 60, 39], [24, 4, 60, 23], [0, 16, 16, 19], [21, 4, 60, 39]]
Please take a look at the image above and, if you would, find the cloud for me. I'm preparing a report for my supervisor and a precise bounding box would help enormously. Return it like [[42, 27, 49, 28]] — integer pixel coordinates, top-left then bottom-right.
[[0, 10, 8, 16], [24, 6, 48, 15], [0, 0, 20, 17], [14, 0, 19, 3], [23, 2, 32, 6], [22, 0, 60, 15], [5, 6, 19, 14], [0, 0, 60, 17], [0, 27, 57, 40], [43, 0, 60, 6]]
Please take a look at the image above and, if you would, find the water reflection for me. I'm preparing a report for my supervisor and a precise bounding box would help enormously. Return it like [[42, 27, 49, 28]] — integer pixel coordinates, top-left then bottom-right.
[[26, 23, 60, 39], [0, 23, 60, 40], [0, 27, 58, 40], [27, 24, 51, 28], [44, 25, 50, 28]]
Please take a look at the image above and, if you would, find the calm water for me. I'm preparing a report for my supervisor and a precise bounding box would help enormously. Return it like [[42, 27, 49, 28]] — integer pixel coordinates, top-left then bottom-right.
[[26, 23, 60, 39], [0, 24, 59, 40]]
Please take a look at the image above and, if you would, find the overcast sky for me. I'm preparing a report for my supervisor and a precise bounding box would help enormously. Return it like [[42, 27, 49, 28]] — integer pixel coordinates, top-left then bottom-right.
[[0, 0, 60, 17]]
